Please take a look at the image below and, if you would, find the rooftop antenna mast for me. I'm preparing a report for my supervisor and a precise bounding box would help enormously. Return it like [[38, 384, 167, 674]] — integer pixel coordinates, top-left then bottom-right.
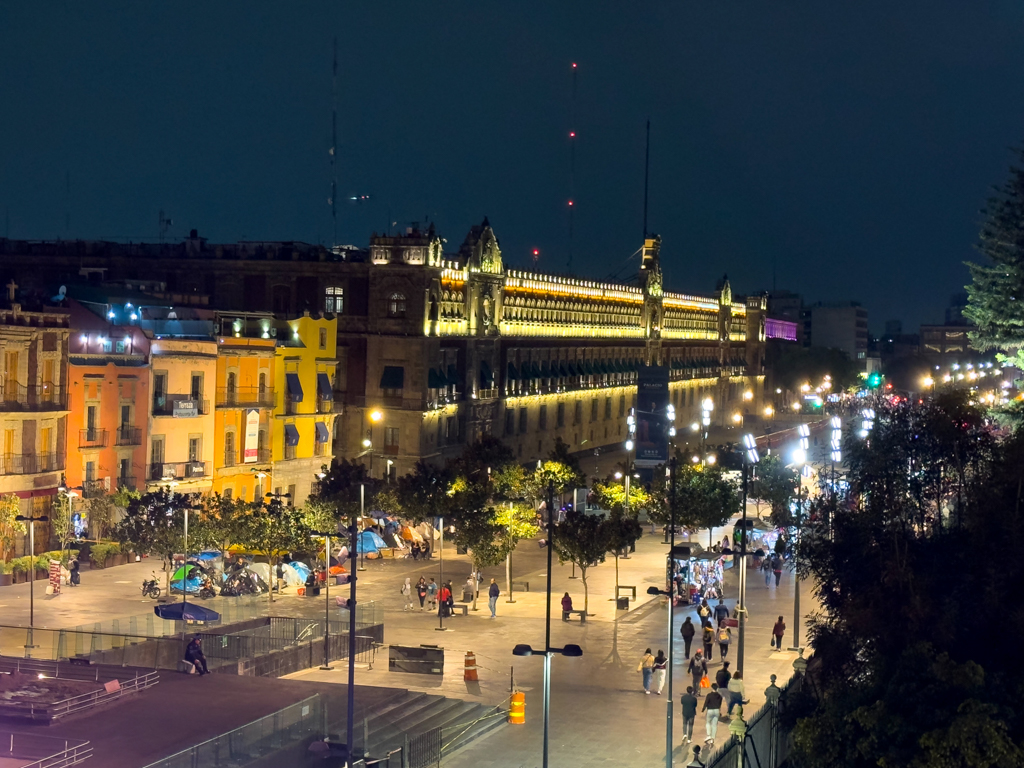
[[330, 37, 339, 247], [642, 119, 650, 240], [567, 62, 578, 271]]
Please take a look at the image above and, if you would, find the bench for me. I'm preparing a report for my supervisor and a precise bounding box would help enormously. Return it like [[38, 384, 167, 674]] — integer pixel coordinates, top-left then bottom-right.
[[450, 603, 470, 616], [617, 585, 637, 600], [511, 581, 530, 592], [562, 610, 587, 623]]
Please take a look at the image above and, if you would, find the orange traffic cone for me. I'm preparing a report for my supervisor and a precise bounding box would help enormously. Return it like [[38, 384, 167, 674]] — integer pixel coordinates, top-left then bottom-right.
[[509, 691, 526, 724], [464, 651, 479, 682]]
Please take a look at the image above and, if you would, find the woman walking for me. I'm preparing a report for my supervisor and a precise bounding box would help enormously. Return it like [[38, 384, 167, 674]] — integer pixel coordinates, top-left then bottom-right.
[[772, 616, 786, 650], [416, 577, 427, 610], [401, 578, 414, 610], [637, 648, 656, 694], [727, 671, 746, 716], [702, 622, 715, 661], [652, 650, 668, 695], [717, 622, 732, 660]]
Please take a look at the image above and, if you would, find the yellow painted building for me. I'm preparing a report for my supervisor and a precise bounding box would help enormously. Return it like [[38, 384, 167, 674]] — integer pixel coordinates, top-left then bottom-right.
[[270, 314, 338, 506], [212, 332, 276, 503]]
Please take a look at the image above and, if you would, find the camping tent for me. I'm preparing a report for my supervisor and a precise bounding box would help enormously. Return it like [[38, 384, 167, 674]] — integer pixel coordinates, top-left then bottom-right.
[[400, 525, 424, 544], [282, 561, 311, 587], [357, 530, 386, 556], [248, 562, 272, 584], [170, 563, 208, 594]]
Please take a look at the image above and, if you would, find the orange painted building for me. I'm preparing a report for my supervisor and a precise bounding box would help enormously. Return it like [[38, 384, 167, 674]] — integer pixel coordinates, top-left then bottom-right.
[[65, 301, 150, 515]]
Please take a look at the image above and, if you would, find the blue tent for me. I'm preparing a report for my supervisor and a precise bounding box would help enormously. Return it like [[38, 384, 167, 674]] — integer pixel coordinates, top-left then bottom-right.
[[154, 601, 220, 624], [357, 530, 386, 555], [282, 561, 311, 586]]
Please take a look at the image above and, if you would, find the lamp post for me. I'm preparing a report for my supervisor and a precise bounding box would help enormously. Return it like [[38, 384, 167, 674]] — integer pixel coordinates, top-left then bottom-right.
[[737, 435, 760, 677], [358, 482, 367, 571], [511, 480, 581, 768], [368, 410, 383, 478], [311, 530, 334, 671], [436, 516, 448, 632], [700, 398, 714, 466], [15, 511, 48, 653], [789, 448, 807, 652]]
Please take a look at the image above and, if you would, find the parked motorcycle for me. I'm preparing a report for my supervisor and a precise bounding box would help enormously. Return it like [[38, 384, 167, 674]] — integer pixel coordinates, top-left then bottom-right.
[[141, 574, 161, 599], [197, 577, 217, 600]]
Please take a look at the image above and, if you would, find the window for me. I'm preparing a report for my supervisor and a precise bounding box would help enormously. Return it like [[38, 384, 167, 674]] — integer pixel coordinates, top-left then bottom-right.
[[42, 333, 57, 352], [387, 293, 407, 318], [189, 437, 201, 463], [605, 397, 612, 420], [191, 373, 203, 401], [539, 405, 548, 430], [223, 488, 233, 501], [385, 427, 400, 448], [519, 408, 528, 433], [85, 461, 96, 482], [325, 286, 344, 314], [118, 458, 131, 483], [557, 402, 565, 428], [381, 366, 404, 398], [288, 485, 296, 506], [224, 432, 235, 467], [151, 437, 164, 465], [505, 410, 515, 436], [619, 395, 626, 417], [446, 417, 458, 441], [590, 398, 598, 422], [318, 328, 327, 350]]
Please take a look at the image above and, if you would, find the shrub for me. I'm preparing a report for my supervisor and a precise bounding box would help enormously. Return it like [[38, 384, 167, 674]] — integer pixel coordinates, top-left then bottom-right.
[[90, 543, 113, 566], [9, 556, 31, 574], [0, 560, 9, 575]]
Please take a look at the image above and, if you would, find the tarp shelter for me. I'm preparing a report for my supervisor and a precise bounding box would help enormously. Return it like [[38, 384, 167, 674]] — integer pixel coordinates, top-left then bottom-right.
[[154, 601, 220, 625], [282, 561, 311, 587], [400, 525, 424, 543], [248, 562, 272, 584], [172, 563, 205, 581], [357, 530, 386, 555]]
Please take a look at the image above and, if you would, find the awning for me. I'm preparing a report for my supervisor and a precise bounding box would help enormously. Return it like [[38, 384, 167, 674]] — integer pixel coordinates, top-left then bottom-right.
[[380, 366, 405, 390], [506, 363, 519, 381], [447, 364, 458, 386], [558, 362, 569, 377], [315, 422, 330, 443], [583, 361, 595, 376], [480, 360, 494, 386], [428, 368, 446, 388], [531, 361, 542, 379], [317, 373, 333, 399], [284, 424, 300, 446], [286, 373, 303, 401]]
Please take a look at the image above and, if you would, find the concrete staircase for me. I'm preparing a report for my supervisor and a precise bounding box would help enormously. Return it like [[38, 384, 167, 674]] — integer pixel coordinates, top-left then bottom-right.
[[341, 689, 506, 762]]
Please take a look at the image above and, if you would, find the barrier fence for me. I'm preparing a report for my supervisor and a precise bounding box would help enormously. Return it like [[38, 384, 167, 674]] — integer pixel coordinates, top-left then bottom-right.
[[0, 731, 92, 768]]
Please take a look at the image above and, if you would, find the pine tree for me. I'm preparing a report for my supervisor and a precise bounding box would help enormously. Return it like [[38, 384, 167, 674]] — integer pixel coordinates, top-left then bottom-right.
[[965, 146, 1024, 367]]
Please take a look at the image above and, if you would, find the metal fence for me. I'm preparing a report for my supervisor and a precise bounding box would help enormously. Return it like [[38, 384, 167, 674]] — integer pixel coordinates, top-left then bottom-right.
[[0, 731, 92, 768], [140, 694, 321, 768], [701, 674, 803, 768]]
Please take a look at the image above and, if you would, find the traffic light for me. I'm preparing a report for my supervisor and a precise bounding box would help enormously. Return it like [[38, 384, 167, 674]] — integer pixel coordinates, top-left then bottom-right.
[[867, 372, 883, 389]]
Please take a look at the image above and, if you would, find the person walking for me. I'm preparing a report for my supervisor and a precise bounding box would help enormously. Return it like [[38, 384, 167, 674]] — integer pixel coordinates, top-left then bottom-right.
[[762, 555, 772, 587], [69, 556, 80, 587], [715, 660, 731, 693], [401, 578, 414, 611], [561, 592, 573, 621], [687, 650, 707, 698], [416, 577, 427, 610], [488, 578, 500, 618], [772, 555, 783, 588], [652, 650, 668, 695], [698, 599, 712, 624], [702, 622, 715, 661], [638, 648, 656, 694], [772, 616, 786, 650], [702, 684, 723, 745], [426, 578, 439, 610], [680, 686, 698, 746], [680, 616, 695, 658], [713, 599, 729, 626], [717, 622, 732, 660], [727, 671, 746, 716]]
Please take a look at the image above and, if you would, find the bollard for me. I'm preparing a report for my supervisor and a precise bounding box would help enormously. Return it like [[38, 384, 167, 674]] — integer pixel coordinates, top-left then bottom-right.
[[464, 651, 479, 682], [508, 691, 525, 724]]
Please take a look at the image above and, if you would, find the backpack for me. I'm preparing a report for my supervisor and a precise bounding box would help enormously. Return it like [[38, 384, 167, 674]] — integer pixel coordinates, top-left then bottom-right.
[[718, 628, 730, 642]]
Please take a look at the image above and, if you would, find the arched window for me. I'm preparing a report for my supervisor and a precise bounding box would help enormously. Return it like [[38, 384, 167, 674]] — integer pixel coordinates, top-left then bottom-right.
[[224, 431, 235, 467], [387, 293, 407, 318], [226, 372, 237, 403]]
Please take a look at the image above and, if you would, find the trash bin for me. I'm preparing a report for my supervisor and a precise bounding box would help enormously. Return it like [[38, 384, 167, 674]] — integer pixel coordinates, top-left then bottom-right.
[[616, 597, 629, 610]]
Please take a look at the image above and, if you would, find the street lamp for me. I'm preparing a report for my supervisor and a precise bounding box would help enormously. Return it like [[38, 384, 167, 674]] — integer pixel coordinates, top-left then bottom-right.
[[512, 480, 581, 768], [310, 530, 334, 671], [789, 449, 808, 653], [737, 435, 760, 677], [700, 399, 713, 465], [15, 511, 48, 653]]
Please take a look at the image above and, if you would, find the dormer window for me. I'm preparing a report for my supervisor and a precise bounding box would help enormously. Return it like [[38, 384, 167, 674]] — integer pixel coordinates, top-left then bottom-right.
[[405, 248, 424, 265], [387, 293, 407, 318], [372, 247, 390, 264]]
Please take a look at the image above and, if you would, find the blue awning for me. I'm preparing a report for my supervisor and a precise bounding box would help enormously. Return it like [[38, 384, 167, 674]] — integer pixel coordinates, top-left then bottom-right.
[[286, 373, 303, 401], [315, 422, 330, 443], [317, 373, 332, 398], [380, 366, 404, 389], [284, 424, 300, 446]]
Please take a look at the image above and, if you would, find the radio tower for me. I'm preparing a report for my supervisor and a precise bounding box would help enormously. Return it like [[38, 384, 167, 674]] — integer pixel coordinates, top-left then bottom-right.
[[567, 62, 578, 272]]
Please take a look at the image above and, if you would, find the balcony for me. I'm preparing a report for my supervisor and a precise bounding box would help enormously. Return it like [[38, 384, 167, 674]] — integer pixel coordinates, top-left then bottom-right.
[[216, 387, 275, 408], [0, 453, 64, 475], [79, 429, 108, 449], [223, 450, 237, 468], [257, 447, 271, 463], [0, 383, 67, 411], [117, 477, 136, 492], [148, 461, 210, 482], [285, 396, 300, 416], [316, 397, 339, 414], [152, 395, 210, 417], [82, 479, 107, 498], [116, 426, 143, 446]]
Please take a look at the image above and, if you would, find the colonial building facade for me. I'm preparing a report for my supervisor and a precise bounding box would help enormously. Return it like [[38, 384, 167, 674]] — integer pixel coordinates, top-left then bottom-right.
[[0, 223, 767, 479]]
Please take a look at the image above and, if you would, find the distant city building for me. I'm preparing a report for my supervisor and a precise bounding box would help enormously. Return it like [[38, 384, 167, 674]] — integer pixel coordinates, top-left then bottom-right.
[[919, 293, 977, 366], [802, 301, 869, 370], [767, 290, 804, 345]]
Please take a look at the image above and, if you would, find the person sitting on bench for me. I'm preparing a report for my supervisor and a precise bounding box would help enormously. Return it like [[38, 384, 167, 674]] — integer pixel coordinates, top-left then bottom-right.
[[561, 592, 573, 621], [185, 635, 208, 676]]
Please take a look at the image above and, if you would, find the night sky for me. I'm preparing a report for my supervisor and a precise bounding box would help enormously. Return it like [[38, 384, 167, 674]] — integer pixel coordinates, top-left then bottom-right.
[[2, 2, 1023, 331]]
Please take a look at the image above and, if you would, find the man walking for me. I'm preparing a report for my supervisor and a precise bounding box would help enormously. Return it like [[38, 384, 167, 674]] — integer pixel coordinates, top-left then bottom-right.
[[702, 683, 724, 745], [715, 660, 731, 693], [680, 616, 695, 659], [687, 650, 707, 697], [488, 578, 500, 618], [702, 622, 715, 661], [772, 555, 783, 588], [680, 686, 698, 746], [426, 578, 438, 610], [713, 599, 729, 626]]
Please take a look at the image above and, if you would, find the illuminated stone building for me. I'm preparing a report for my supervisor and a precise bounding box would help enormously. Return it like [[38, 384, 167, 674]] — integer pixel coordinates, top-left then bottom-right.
[[0, 223, 767, 479]]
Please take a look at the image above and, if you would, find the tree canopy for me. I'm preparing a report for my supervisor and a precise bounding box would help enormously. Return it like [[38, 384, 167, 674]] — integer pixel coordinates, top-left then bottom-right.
[[552, 509, 609, 614]]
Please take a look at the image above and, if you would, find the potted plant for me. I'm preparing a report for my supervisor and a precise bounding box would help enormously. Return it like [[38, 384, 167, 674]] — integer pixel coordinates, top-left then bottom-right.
[[0, 561, 11, 587], [89, 543, 111, 569], [10, 556, 29, 583]]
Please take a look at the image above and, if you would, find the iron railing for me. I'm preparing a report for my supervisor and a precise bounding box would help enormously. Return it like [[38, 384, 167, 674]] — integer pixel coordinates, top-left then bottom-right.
[[0, 731, 92, 768], [148, 461, 209, 481], [0, 382, 67, 410], [78, 428, 107, 448], [0, 453, 63, 475], [216, 387, 274, 408], [81, 479, 106, 498], [115, 425, 142, 445]]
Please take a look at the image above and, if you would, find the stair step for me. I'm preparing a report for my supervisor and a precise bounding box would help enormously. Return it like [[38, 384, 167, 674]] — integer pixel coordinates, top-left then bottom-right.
[[443, 706, 506, 754]]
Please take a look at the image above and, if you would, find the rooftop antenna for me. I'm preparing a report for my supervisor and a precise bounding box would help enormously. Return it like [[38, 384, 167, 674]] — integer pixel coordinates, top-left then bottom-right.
[[567, 62, 578, 272], [642, 119, 650, 240], [330, 37, 339, 247]]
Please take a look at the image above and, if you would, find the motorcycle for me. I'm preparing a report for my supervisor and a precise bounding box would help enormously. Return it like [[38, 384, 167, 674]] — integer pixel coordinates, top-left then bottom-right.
[[141, 574, 161, 600], [197, 577, 217, 600]]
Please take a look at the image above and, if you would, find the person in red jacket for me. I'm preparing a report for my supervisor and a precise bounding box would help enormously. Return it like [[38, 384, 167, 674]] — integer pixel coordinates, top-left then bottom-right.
[[561, 592, 573, 621], [438, 583, 452, 618]]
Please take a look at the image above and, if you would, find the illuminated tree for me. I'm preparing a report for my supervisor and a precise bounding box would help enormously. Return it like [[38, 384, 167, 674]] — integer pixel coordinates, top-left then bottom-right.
[[552, 509, 609, 615], [0, 494, 25, 562]]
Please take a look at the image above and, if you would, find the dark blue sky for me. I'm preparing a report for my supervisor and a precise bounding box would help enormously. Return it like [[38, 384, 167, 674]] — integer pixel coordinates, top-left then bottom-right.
[[2, 2, 1023, 331]]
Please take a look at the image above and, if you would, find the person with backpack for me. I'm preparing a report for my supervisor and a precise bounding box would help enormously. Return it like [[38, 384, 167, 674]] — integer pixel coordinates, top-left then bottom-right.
[[687, 650, 707, 697], [652, 650, 668, 695], [638, 648, 656, 694], [698, 599, 712, 624], [772, 554, 783, 588], [488, 578, 500, 618], [680, 616, 696, 658], [717, 623, 732, 660], [438, 582, 452, 618], [702, 622, 716, 661], [772, 616, 786, 650], [715, 660, 731, 692], [762, 555, 772, 587]]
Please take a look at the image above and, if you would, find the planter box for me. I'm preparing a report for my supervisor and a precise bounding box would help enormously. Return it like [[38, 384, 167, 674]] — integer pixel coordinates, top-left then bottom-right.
[[0, 574, 12, 587], [13, 572, 27, 584]]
